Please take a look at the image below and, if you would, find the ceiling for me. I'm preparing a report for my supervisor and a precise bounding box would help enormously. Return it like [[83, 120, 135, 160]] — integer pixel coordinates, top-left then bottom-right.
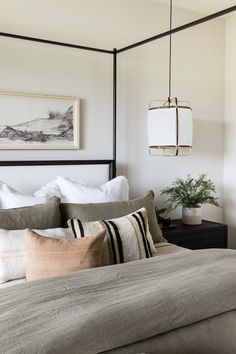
[[155, 0, 236, 14], [0, 0, 234, 49]]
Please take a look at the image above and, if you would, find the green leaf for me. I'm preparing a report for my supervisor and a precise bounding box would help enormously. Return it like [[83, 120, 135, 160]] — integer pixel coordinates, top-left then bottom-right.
[[161, 174, 220, 210]]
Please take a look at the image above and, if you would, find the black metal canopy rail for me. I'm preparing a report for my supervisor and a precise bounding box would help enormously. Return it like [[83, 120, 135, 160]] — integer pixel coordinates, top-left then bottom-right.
[[0, 6, 235, 53], [0, 5, 235, 179]]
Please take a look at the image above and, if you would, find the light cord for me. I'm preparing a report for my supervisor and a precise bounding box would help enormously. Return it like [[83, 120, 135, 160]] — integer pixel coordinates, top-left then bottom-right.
[[168, 0, 173, 103]]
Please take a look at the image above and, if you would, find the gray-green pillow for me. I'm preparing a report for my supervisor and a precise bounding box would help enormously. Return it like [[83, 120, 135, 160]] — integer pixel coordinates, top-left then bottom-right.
[[0, 197, 61, 229], [60, 191, 163, 243]]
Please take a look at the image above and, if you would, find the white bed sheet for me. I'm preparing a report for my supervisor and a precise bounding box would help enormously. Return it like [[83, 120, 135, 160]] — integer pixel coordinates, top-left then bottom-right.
[[0, 278, 25, 289]]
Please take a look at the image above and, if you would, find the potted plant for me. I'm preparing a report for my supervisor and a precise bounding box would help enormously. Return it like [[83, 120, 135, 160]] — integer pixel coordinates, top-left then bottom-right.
[[161, 174, 220, 225]]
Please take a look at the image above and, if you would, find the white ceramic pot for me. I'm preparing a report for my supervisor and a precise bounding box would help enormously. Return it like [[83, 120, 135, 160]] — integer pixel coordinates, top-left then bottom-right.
[[182, 206, 202, 225]]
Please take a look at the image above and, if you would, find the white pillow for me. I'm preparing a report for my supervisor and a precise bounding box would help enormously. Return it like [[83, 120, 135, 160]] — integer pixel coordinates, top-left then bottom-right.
[[56, 175, 129, 203], [0, 181, 50, 209], [0, 176, 129, 208], [0, 228, 74, 284], [34, 179, 61, 199]]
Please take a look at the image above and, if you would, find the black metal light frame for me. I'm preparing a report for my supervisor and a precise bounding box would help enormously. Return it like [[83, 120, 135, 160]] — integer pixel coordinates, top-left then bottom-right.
[[0, 5, 235, 178]]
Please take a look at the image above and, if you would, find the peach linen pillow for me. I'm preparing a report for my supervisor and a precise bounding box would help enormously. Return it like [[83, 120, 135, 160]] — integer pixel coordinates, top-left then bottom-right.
[[26, 228, 105, 281]]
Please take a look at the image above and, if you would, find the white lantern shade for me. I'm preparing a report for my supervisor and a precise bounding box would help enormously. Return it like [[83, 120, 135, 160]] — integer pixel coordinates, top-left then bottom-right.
[[178, 107, 193, 146], [148, 105, 192, 156]]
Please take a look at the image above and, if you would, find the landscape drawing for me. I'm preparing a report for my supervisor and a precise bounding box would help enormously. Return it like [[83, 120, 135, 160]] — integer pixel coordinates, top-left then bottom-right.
[[0, 93, 79, 149]]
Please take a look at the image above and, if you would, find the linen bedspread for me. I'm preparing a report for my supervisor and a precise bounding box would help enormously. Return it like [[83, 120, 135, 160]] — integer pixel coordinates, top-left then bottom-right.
[[0, 249, 236, 353]]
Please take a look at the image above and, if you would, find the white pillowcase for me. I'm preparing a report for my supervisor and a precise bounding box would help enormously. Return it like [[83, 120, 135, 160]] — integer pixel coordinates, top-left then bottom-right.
[[0, 176, 129, 208], [33, 179, 61, 199], [0, 228, 74, 284], [0, 181, 50, 209], [55, 175, 129, 203]]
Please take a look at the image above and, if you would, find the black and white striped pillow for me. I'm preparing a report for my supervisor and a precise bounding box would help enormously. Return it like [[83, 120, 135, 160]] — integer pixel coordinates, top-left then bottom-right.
[[67, 207, 156, 265]]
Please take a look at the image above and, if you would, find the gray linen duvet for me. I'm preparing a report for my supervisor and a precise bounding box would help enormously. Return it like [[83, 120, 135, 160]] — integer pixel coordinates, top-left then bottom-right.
[[0, 249, 236, 354]]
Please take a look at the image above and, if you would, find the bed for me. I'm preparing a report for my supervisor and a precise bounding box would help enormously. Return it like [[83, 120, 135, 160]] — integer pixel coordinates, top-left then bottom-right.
[[1, 249, 236, 354], [0, 161, 235, 354]]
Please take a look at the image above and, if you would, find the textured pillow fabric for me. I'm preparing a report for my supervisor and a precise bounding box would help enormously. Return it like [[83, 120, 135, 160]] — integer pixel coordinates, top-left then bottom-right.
[[0, 228, 73, 284], [26, 229, 105, 282], [0, 197, 61, 230], [33, 179, 61, 199], [68, 208, 156, 266], [0, 175, 128, 208], [0, 181, 51, 209], [61, 191, 163, 243], [56, 175, 129, 203]]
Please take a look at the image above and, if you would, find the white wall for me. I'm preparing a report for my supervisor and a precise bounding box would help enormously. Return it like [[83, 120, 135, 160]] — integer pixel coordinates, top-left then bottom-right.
[[0, 0, 226, 224], [118, 17, 225, 222], [223, 15, 236, 248], [0, 37, 113, 160]]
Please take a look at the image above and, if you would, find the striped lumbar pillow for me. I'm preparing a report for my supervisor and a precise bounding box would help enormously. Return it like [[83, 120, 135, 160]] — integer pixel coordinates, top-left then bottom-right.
[[67, 207, 157, 265]]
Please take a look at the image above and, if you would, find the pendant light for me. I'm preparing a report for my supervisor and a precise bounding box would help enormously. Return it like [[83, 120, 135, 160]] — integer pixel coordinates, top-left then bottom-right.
[[147, 0, 193, 156]]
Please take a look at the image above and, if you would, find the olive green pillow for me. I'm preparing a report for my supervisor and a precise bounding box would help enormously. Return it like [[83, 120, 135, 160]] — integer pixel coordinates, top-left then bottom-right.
[[0, 197, 61, 229], [60, 191, 163, 243]]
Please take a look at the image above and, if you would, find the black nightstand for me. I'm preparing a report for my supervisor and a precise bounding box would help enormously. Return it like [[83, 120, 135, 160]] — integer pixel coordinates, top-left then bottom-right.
[[162, 220, 228, 250]]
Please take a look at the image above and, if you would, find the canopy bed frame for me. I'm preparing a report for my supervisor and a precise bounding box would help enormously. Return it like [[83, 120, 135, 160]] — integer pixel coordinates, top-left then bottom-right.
[[0, 5, 235, 180]]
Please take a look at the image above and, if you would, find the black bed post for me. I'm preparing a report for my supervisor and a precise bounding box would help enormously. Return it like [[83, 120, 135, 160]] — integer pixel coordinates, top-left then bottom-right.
[[112, 48, 117, 179]]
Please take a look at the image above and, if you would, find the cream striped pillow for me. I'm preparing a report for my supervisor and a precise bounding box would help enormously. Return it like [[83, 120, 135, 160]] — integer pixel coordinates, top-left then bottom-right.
[[67, 207, 156, 265], [0, 228, 74, 284]]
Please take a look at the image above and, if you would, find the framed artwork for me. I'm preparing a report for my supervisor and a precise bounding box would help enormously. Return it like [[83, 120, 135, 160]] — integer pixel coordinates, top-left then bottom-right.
[[0, 91, 80, 150]]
